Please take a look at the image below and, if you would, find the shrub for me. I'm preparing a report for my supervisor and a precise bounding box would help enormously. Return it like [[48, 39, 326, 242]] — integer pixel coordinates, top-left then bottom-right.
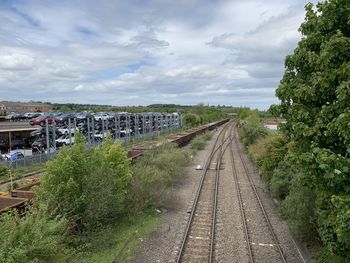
[[248, 133, 288, 184], [269, 163, 293, 200], [191, 134, 207, 151], [280, 182, 317, 241], [183, 113, 201, 127], [238, 109, 267, 147], [0, 205, 71, 263], [38, 133, 131, 230]]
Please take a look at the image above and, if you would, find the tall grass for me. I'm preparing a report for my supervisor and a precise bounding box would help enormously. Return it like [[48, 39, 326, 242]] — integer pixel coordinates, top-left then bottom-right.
[[130, 142, 191, 212], [191, 132, 212, 151]]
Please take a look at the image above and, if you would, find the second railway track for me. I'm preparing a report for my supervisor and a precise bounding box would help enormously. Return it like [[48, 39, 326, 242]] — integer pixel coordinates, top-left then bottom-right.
[[229, 129, 287, 263]]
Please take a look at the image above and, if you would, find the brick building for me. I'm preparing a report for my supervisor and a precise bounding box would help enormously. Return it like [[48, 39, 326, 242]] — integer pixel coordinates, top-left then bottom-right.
[[0, 101, 53, 114]]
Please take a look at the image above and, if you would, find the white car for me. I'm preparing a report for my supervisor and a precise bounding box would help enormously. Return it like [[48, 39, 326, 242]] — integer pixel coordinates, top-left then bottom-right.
[[58, 127, 79, 135], [93, 131, 108, 139], [94, 113, 110, 121], [56, 135, 75, 146]]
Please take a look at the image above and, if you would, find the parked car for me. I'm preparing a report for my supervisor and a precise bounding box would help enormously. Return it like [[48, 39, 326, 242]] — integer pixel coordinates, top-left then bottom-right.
[[5, 113, 22, 120], [24, 112, 43, 119], [55, 135, 75, 147], [93, 131, 108, 140], [94, 112, 110, 121], [31, 138, 48, 153], [55, 113, 75, 123], [58, 127, 78, 135], [29, 115, 58, 126], [30, 126, 60, 138], [2, 151, 25, 161]]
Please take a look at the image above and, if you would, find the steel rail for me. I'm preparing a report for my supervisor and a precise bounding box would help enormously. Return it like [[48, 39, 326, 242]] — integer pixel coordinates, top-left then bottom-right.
[[233, 131, 287, 263], [176, 121, 232, 263], [209, 122, 229, 262], [229, 128, 254, 262]]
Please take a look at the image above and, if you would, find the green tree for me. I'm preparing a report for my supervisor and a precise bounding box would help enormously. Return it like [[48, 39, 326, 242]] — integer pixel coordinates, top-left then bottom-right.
[[271, 0, 350, 257], [183, 113, 201, 127]]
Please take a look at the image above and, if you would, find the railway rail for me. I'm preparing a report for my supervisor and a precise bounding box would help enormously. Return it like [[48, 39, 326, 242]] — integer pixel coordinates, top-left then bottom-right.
[[177, 122, 301, 262], [230, 128, 287, 262], [176, 121, 233, 262]]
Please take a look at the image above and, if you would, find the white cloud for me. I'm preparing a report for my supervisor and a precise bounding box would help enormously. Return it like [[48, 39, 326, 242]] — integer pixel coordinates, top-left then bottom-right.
[[0, 0, 316, 109]]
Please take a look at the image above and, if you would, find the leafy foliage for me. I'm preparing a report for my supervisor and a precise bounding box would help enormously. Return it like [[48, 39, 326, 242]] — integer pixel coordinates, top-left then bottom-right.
[[0, 205, 71, 263], [38, 133, 131, 230], [237, 108, 268, 146], [270, 0, 350, 258], [0, 164, 9, 178]]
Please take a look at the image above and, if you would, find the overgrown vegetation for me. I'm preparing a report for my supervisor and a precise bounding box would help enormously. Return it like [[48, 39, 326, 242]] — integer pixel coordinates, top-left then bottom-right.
[[0, 131, 196, 262], [0, 205, 71, 263], [38, 133, 131, 231], [191, 132, 212, 151], [237, 108, 268, 147], [71, 213, 160, 263], [0, 164, 8, 179], [130, 142, 191, 212], [182, 103, 229, 127], [239, 1, 350, 260]]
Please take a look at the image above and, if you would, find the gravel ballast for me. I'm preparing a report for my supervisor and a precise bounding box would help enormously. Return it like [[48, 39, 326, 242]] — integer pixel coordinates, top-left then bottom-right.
[[133, 126, 309, 263], [133, 129, 222, 263]]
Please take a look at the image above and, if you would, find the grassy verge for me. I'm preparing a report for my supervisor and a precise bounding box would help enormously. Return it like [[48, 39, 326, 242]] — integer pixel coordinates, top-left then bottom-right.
[[73, 213, 160, 263]]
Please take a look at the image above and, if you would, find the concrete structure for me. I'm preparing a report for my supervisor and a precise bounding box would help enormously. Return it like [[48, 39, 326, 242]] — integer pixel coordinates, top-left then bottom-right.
[[0, 101, 53, 114]]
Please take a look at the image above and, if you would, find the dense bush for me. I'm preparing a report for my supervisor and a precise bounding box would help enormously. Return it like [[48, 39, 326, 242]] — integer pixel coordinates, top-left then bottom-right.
[[248, 133, 288, 183], [38, 133, 131, 230], [130, 143, 190, 212], [183, 104, 228, 128], [238, 109, 267, 147], [183, 113, 201, 127], [280, 182, 317, 241], [0, 205, 71, 263]]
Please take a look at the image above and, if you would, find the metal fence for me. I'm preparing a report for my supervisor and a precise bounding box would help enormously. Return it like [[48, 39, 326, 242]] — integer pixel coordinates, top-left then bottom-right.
[[0, 112, 182, 169]]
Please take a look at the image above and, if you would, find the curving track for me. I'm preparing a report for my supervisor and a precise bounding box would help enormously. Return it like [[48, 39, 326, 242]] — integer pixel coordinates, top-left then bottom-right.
[[177, 121, 303, 263], [176, 121, 233, 262]]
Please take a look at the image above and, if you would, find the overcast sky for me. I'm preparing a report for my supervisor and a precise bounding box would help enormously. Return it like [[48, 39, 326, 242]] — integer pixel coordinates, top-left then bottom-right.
[[0, 0, 317, 109]]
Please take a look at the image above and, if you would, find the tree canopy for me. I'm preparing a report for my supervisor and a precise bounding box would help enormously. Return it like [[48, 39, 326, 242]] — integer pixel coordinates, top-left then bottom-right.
[[271, 0, 350, 257]]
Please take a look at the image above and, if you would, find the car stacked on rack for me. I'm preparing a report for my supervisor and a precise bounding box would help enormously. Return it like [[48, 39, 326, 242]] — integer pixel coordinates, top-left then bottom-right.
[[26, 111, 181, 154]]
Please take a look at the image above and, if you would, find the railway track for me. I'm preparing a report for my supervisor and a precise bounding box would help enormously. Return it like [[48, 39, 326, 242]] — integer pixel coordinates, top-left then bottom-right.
[[229, 128, 287, 263], [177, 122, 298, 263], [176, 121, 233, 262]]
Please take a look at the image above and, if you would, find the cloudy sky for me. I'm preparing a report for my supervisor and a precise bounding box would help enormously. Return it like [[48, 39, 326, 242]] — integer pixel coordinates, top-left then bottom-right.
[[0, 0, 316, 109]]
